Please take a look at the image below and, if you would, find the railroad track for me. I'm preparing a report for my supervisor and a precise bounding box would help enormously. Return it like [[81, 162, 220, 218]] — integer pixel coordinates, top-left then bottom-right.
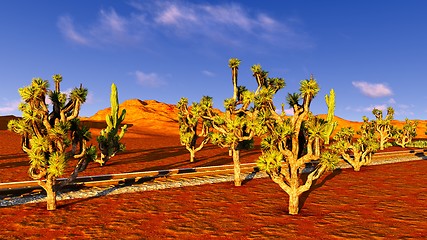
[[0, 149, 425, 200]]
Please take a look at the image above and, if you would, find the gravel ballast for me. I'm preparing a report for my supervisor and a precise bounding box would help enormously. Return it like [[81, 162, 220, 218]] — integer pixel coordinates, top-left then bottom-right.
[[1, 155, 425, 207]]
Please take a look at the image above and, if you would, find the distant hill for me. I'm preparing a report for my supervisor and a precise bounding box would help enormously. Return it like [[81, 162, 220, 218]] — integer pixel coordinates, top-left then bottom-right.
[[0, 115, 19, 130], [87, 99, 179, 133], [2, 100, 427, 138]]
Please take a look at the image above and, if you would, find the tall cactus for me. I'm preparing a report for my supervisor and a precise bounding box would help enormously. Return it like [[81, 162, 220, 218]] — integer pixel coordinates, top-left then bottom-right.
[[324, 89, 338, 144], [96, 83, 128, 166]]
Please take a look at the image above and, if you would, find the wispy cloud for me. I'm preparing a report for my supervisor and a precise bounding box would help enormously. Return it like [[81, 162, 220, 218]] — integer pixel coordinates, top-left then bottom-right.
[[57, 16, 90, 45], [276, 108, 294, 116], [57, 1, 312, 49], [0, 100, 20, 115], [202, 70, 215, 77], [352, 81, 393, 98], [388, 98, 396, 104], [133, 70, 166, 87], [155, 4, 197, 25], [346, 101, 415, 119]]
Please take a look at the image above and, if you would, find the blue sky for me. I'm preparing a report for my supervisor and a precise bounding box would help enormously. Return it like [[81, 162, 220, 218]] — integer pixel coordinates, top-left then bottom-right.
[[1, 1, 426, 121]]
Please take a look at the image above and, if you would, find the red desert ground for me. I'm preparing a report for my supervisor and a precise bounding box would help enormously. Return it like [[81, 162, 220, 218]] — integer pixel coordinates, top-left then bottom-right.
[[0, 99, 426, 239]]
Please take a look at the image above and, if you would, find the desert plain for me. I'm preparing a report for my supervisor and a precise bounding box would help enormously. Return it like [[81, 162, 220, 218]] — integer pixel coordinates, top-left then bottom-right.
[[0, 99, 426, 239]]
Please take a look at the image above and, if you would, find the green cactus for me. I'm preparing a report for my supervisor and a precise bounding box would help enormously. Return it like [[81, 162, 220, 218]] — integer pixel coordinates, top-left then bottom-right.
[[95, 83, 128, 166], [324, 89, 338, 144], [8, 75, 95, 210]]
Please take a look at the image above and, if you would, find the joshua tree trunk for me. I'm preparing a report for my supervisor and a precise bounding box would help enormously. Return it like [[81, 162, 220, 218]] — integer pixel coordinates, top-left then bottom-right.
[[379, 132, 386, 150], [189, 148, 195, 163], [232, 148, 241, 186], [314, 138, 320, 156], [353, 164, 361, 172], [41, 176, 57, 211], [232, 68, 238, 101], [288, 189, 300, 215]]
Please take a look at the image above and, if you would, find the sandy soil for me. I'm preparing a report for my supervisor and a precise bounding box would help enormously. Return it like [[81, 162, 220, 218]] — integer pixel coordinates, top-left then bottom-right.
[[0, 100, 426, 239], [0, 160, 426, 239], [0, 126, 262, 183]]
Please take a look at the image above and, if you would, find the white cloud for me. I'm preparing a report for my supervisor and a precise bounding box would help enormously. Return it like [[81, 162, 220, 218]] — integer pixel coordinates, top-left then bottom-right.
[[155, 4, 197, 25], [394, 103, 415, 117], [200, 4, 252, 31], [346, 104, 387, 113], [276, 108, 294, 116], [388, 98, 396, 104], [57, 16, 90, 45], [99, 9, 127, 33], [57, 1, 312, 49], [352, 81, 393, 98], [202, 70, 215, 77], [0, 100, 20, 115], [134, 71, 165, 87], [284, 108, 294, 116]]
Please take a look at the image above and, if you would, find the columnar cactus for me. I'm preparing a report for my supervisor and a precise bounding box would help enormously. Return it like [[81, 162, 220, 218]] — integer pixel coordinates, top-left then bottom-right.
[[177, 96, 212, 162], [324, 89, 338, 144], [8, 75, 95, 210], [95, 83, 128, 166], [256, 75, 339, 215]]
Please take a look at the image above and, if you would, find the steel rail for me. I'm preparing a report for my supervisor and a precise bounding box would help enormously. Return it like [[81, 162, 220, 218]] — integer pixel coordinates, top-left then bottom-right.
[[0, 149, 425, 198]]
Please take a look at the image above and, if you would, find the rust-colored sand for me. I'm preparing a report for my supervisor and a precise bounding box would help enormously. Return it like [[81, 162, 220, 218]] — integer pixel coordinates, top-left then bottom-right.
[[0, 161, 426, 239], [1, 100, 426, 239]]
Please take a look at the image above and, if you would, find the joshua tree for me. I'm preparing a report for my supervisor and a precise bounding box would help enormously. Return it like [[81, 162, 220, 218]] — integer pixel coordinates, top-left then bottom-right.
[[323, 89, 338, 144], [177, 96, 212, 162], [370, 107, 395, 150], [393, 118, 418, 148], [256, 75, 339, 215], [95, 83, 127, 166], [207, 58, 250, 186], [330, 117, 379, 171], [203, 59, 277, 186], [8, 75, 96, 210]]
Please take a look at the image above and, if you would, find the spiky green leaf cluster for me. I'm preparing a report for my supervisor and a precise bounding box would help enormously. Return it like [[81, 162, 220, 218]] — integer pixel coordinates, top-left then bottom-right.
[[49, 91, 67, 107], [319, 151, 340, 170], [286, 93, 301, 107], [19, 78, 49, 103], [299, 76, 320, 99], [47, 152, 66, 177], [28, 135, 50, 168], [305, 114, 328, 141], [70, 86, 88, 103], [257, 150, 283, 174]]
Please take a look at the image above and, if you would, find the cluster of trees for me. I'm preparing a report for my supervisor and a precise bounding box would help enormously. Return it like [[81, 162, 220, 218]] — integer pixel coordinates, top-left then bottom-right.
[[178, 58, 420, 214], [6, 59, 420, 214], [7, 75, 127, 210]]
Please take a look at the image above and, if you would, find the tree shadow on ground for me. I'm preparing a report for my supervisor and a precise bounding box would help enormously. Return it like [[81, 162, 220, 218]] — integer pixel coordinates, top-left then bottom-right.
[[299, 168, 343, 211]]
